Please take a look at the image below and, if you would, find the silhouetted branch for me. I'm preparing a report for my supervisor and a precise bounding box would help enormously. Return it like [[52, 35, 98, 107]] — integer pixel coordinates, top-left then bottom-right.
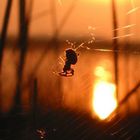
[[111, 82, 140, 116], [111, 0, 119, 100], [0, 0, 13, 68], [12, 0, 30, 113], [32, 78, 38, 128], [0, 0, 13, 113], [119, 82, 140, 106], [57, 0, 79, 35]]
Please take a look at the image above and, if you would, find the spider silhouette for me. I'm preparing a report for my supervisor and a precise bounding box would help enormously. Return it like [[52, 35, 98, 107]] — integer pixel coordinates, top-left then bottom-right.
[[59, 48, 78, 76]]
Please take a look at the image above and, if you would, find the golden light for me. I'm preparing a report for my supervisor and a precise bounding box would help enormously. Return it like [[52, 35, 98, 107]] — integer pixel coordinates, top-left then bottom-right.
[[92, 66, 118, 120], [92, 81, 117, 120], [94, 66, 106, 78]]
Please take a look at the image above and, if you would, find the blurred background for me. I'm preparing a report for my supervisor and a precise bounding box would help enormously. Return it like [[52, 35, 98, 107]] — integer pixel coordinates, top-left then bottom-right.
[[0, 0, 140, 139]]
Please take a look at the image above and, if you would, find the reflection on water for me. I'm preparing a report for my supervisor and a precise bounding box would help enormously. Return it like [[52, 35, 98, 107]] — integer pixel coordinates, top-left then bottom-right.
[[0, 43, 140, 118]]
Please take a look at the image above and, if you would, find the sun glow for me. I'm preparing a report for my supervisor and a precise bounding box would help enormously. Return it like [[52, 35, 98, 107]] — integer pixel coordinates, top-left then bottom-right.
[[92, 81, 117, 120], [92, 66, 118, 120]]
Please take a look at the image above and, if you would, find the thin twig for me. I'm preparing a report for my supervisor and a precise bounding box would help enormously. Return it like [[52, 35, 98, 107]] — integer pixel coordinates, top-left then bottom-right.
[[112, 0, 119, 101], [110, 82, 140, 116], [119, 82, 140, 106], [57, 0, 79, 35]]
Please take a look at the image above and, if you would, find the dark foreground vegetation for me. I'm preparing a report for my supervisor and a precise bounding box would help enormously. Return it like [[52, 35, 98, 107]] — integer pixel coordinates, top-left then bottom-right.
[[0, 108, 140, 140]]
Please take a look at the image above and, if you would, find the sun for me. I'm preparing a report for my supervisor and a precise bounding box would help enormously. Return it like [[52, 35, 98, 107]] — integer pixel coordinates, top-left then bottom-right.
[[92, 81, 117, 120]]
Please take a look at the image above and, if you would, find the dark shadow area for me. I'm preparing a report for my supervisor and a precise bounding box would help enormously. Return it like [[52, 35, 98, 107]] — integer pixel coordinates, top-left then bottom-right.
[[1, 108, 140, 140]]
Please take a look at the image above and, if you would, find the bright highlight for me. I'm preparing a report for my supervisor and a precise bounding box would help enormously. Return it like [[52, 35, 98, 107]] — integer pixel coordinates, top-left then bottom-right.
[[92, 81, 117, 120]]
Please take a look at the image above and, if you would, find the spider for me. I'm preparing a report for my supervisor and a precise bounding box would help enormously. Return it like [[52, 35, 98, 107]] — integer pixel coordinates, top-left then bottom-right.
[[59, 48, 78, 76]]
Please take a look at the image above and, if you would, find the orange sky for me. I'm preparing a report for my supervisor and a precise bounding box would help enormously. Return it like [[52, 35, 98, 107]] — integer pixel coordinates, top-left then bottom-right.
[[0, 0, 140, 42]]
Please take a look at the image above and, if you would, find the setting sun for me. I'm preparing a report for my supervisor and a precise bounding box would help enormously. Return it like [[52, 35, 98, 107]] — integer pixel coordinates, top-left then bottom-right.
[[92, 81, 117, 120]]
